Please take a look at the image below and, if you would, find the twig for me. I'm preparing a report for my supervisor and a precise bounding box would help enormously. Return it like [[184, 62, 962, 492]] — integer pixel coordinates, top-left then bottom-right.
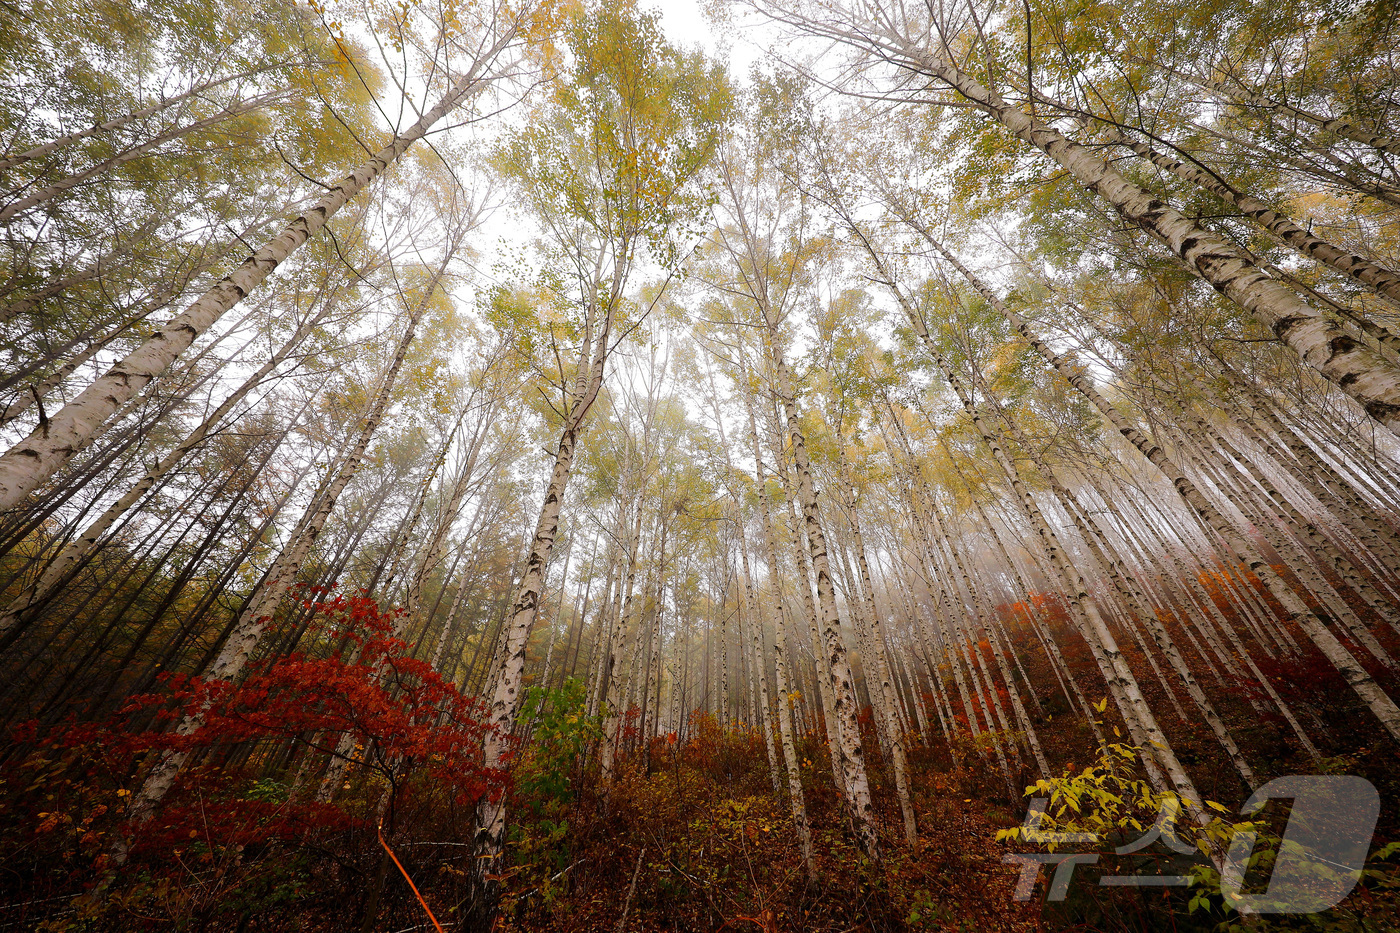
[[614, 844, 647, 933], [377, 819, 445, 933]]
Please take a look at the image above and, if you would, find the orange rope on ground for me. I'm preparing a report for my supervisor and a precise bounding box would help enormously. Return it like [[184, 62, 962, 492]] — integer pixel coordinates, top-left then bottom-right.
[[377, 818, 446, 933]]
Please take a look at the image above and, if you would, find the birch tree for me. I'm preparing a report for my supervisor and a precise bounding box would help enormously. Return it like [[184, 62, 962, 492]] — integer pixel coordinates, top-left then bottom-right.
[[469, 5, 730, 909], [0, 6, 526, 509]]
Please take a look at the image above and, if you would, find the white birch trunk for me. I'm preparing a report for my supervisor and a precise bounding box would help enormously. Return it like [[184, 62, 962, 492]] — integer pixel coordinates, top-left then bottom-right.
[[1107, 130, 1400, 304], [0, 298, 335, 640], [120, 254, 450, 834], [768, 348, 880, 857], [878, 37, 1400, 433], [475, 336, 608, 858], [737, 521, 786, 797], [925, 494, 1049, 777], [0, 93, 287, 224], [719, 377, 812, 865], [893, 213, 1400, 741], [782, 481, 847, 793], [1228, 390, 1400, 587], [836, 457, 917, 841], [1204, 79, 1400, 158], [0, 36, 514, 510], [868, 254, 1204, 810], [0, 68, 268, 172]]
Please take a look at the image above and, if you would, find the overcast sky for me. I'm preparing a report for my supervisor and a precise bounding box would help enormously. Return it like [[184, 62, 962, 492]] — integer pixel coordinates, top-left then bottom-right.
[[651, 0, 766, 78]]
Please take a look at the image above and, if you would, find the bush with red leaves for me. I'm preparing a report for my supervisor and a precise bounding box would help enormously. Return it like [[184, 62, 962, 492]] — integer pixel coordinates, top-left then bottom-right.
[[0, 589, 505, 929]]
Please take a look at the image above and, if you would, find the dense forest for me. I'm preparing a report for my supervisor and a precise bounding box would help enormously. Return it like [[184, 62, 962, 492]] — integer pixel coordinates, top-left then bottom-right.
[[2, 0, 1399, 929]]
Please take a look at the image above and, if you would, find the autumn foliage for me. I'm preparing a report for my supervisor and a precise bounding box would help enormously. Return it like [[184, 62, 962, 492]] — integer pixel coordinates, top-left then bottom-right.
[[0, 590, 504, 929]]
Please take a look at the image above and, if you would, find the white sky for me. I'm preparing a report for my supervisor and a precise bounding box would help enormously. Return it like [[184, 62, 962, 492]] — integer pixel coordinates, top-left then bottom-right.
[[651, 0, 713, 43], [649, 0, 766, 80]]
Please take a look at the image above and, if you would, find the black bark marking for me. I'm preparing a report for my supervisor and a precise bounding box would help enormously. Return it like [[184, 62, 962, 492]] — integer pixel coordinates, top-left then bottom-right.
[[1328, 334, 1359, 358], [1364, 401, 1400, 424], [1273, 315, 1308, 341]]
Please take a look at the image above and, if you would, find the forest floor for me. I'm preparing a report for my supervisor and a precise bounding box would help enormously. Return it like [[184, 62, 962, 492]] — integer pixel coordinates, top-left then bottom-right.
[[4, 676, 1400, 931], [483, 703, 1400, 933], [492, 742, 1038, 933]]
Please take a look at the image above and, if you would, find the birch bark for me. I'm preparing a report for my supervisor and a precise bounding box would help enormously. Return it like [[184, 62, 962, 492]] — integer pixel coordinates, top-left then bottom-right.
[[0, 68, 270, 172], [1204, 79, 1400, 158], [865, 31, 1400, 433], [476, 306, 613, 858], [0, 32, 514, 510], [849, 234, 1201, 805], [0, 93, 289, 224], [0, 296, 337, 640], [768, 347, 879, 856], [121, 249, 453, 834], [891, 212, 1400, 741], [835, 454, 917, 840], [1105, 130, 1400, 305]]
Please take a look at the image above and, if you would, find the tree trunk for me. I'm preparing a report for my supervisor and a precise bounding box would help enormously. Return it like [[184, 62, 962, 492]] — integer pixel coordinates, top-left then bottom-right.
[[1204, 78, 1400, 159], [0, 92, 288, 224], [0, 67, 271, 172], [1105, 129, 1400, 305], [0, 297, 338, 640], [892, 211, 1400, 742], [0, 35, 514, 510], [878, 36, 1400, 433], [119, 248, 454, 837]]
